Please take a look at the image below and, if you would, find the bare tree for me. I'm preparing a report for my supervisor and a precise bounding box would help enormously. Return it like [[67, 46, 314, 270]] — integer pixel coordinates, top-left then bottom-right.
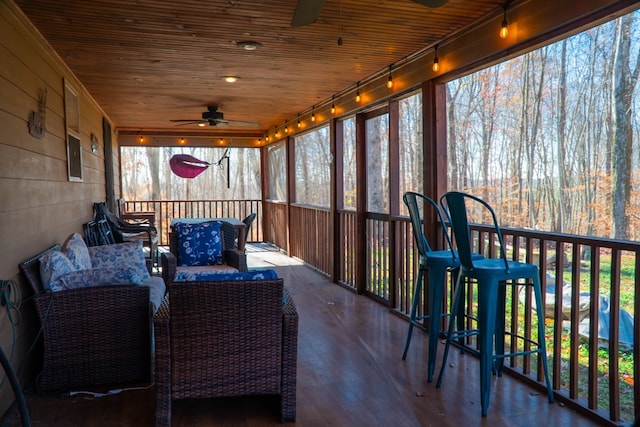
[[611, 14, 640, 239]]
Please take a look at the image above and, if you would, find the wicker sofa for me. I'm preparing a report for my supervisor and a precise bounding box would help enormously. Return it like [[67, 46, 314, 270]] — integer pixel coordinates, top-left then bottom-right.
[[19, 241, 162, 392], [154, 279, 298, 426]]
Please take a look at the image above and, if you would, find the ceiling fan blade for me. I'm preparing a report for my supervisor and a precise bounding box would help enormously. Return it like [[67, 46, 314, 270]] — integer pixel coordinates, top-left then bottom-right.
[[170, 119, 201, 122], [291, 0, 326, 27], [411, 0, 448, 8], [219, 119, 260, 127], [174, 121, 204, 127]]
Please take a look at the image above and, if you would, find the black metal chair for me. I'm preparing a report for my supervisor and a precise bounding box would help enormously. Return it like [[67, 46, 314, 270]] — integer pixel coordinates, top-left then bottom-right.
[[242, 213, 257, 244], [93, 202, 158, 271]]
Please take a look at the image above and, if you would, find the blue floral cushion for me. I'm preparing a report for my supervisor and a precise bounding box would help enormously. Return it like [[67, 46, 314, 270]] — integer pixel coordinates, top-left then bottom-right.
[[88, 240, 151, 281], [173, 268, 278, 282], [62, 233, 92, 270], [173, 221, 223, 266], [50, 267, 144, 292], [39, 250, 77, 290]]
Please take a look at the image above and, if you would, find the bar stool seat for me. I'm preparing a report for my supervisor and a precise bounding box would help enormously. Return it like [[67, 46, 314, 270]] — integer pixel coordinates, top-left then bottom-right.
[[435, 191, 554, 416]]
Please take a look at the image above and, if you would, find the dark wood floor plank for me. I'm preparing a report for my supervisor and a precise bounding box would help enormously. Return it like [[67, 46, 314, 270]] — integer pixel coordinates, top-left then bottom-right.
[[3, 246, 603, 426]]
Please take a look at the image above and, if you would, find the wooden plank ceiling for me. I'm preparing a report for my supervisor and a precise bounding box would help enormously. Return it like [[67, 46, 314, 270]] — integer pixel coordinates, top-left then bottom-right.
[[15, 0, 500, 137]]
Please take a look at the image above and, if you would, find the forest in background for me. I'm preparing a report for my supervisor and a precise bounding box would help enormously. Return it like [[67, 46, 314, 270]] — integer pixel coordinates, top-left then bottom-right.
[[448, 11, 640, 240], [120, 146, 261, 201]]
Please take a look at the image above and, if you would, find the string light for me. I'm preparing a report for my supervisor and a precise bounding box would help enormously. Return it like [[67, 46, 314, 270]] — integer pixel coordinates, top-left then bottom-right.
[[297, 113, 301, 128], [355, 82, 361, 102], [138, 132, 143, 143], [275, 127, 279, 138], [432, 45, 440, 72], [387, 65, 393, 89], [285, 123, 289, 133], [311, 106, 316, 122], [331, 96, 336, 114], [500, 2, 510, 39], [179, 137, 186, 144], [219, 138, 224, 144], [258, 137, 262, 145]]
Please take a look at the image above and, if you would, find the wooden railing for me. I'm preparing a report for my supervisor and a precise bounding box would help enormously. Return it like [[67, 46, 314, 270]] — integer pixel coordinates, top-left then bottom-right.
[[289, 205, 332, 274], [123, 199, 262, 246]]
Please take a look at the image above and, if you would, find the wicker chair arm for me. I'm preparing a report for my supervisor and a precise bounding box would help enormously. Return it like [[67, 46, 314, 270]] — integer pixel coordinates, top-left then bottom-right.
[[153, 295, 171, 427], [161, 251, 177, 285], [223, 248, 248, 272], [281, 288, 298, 421]]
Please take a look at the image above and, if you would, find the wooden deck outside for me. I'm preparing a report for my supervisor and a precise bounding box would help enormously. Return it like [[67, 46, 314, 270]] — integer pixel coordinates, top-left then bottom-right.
[[3, 244, 606, 427]]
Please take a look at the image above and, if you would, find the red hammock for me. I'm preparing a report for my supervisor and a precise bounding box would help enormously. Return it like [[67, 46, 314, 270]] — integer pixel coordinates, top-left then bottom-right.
[[169, 154, 210, 178]]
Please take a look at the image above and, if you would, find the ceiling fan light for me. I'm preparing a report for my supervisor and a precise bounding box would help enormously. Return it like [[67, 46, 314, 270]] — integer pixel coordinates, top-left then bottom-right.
[[237, 41, 262, 50], [197, 122, 206, 127], [222, 76, 239, 83]]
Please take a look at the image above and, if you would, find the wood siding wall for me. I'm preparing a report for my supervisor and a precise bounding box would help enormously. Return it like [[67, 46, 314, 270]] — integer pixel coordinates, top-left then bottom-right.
[[0, 1, 118, 416]]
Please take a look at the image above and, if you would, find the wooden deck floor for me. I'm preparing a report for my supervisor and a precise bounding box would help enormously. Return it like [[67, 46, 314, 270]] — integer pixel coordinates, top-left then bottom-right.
[[4, 244, 605, 426]]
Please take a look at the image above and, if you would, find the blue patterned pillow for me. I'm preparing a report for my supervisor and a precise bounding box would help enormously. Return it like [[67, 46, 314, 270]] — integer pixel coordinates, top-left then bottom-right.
[[39, 250, 76, 290], [174, 221, 223, 266], [62, 233, 92, 270], [174, 268, 278, 282], [88, 240, 151, 281], [50, 267, 143, 292]]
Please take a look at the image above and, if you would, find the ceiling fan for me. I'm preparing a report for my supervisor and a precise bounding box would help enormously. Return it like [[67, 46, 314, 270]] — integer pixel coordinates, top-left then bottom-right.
[[170, 105, 259, 127], [291, 0, 449, 27]]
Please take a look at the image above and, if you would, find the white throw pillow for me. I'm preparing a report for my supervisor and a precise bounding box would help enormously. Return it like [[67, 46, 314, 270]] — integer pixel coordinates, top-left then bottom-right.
[[62, 233, 92, 270]]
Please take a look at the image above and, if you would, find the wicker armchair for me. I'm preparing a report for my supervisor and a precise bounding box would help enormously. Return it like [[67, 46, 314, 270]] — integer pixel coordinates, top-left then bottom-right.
[[19, 245, 153, 392], [161, 230, 248, 286], [154, 279, 298, 426]]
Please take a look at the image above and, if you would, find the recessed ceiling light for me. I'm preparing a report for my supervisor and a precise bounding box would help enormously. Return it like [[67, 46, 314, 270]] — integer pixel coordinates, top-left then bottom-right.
[[222, 76, 239, 83], [237, 41, 262, 51]]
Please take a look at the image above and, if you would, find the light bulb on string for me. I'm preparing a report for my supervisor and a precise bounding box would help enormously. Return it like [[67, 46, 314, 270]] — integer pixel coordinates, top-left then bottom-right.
[[331, 96, 336, 114], [432, 45, 440, 72], [387, 65, 393, 89], [500, 1, 510, 39]]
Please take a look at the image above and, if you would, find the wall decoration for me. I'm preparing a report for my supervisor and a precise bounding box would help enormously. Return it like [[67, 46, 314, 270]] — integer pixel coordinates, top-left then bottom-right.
[[28, 87, 47, 138], [90, 133, 99, 153], [64, 79, 82, 181]]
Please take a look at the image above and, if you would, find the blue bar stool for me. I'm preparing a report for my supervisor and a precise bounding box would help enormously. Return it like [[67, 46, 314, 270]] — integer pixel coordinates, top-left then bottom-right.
[[401, 192, 482, 382], [435, 191, 554, 416]]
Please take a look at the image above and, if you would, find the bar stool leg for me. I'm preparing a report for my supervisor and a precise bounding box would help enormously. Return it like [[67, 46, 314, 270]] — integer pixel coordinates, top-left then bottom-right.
[[435, 274, 464, 388], [402, 266, 425, 360], [494, 281, 507, 376], [427, 265, 447, 382], [477, 279, 499, 417], [532, 274, 555, 403]]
